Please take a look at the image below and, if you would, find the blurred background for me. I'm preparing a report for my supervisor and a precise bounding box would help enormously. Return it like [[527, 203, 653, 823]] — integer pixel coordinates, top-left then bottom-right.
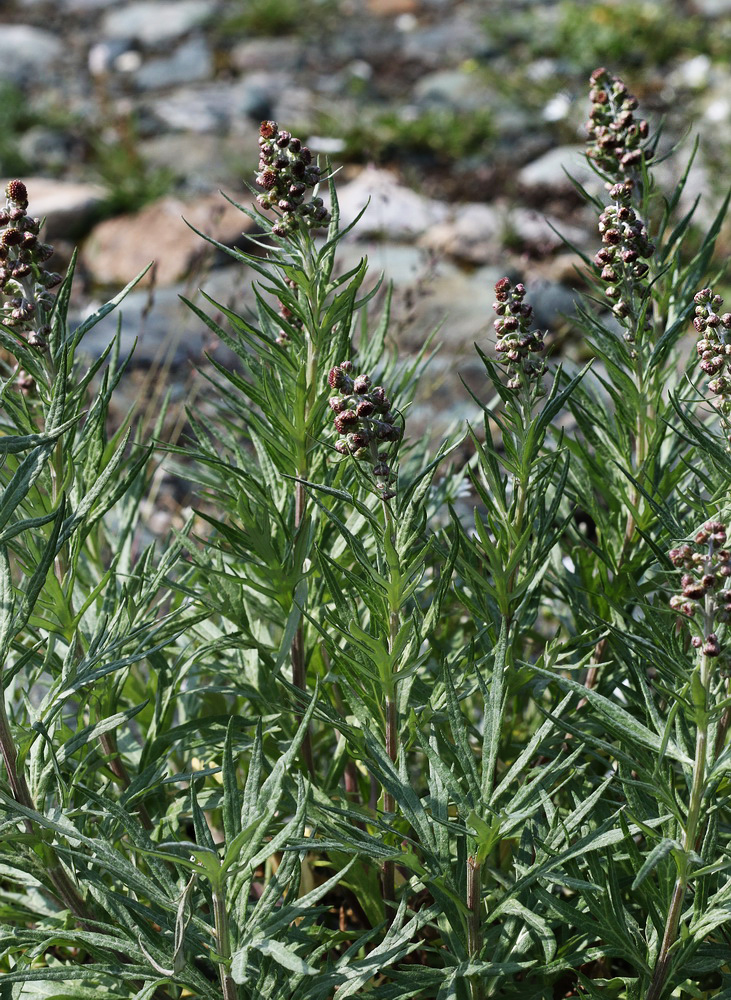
[[2, 0, 731, 473]]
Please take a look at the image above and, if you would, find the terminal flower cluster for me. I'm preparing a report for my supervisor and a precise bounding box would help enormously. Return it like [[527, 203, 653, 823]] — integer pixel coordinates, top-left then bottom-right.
[[493, 277, 545, 391], [0, 180, 60, 355], [669, 522, 731, 655], [595, 179, 655, 335], [328, 362, 400, 497], [586, 67, 651, 179], [692, 289, 731, 438], [255, 121, 329, 237]]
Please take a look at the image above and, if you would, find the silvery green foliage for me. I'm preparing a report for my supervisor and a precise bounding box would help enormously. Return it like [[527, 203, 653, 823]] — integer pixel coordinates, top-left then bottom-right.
[[0, 71, 730, 1000]]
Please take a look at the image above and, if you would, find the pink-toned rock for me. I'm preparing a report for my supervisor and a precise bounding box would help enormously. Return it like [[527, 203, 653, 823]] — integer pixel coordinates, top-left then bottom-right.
[[81, 193, 257, 287], [2, 178, 106, 240], [366, 0, 418, 13]]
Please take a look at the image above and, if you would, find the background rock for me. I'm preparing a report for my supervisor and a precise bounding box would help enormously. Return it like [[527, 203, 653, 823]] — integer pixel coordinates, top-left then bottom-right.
[[81, 193, 257, 287]]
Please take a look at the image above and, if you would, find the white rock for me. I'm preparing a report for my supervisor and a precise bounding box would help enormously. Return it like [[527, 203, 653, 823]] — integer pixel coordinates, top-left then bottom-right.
[[692, 0, 731, 13], [518, 144, 601, 197], [509, 207, 588, 253], [102, 1, 215, 46], [230, 37, 302, 74], [135, 36, 213, 90], [331, 167, 449, 239], [668, 54, 713, 91], [420, 204, 502, 264]]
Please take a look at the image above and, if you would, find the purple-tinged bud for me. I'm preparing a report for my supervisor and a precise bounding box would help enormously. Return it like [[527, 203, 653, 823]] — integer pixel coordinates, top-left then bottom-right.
[[6, 180, 27, 206], [334, 411, 358, 434], [703, 634, 721, 657], [349, 432, 369, 450], [328, 366, 346, 389]]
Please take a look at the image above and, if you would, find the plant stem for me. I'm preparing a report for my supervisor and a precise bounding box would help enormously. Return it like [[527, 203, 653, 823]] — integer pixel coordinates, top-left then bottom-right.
[[467, 855, 484, 1000], [382, 687, 397, 906], [647, 649, 712, 1000], [290, 241, 321, 779], [381, 491, 400, 909], [213, 884, 237, 1000], [292, 479, 314, 777]]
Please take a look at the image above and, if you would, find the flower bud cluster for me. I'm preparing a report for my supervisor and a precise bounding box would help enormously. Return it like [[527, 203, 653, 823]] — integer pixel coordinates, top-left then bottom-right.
[[586, 67, 651, 179], [669, 522, 731, 655], [328, 362, 400, 498], [255, 121, 330, 237], [692, 289, 731, 435], [493, 277, 545, 391], [594, 179, 655, 335], [0, 180, 60, 357]]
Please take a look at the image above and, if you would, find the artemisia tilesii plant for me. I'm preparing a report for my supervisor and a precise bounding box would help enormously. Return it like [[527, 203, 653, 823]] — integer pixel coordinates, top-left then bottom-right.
[[0, 69, 731, 1000]]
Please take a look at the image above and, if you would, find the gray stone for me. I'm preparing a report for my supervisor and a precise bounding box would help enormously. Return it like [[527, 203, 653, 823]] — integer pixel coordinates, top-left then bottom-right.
[[73, 284, 205, 366], [17, 128, 74, 173], [419, 204, 502, 264], [148, 76, 289, 133], [6, 178, 106, 240], [147, 85, 233, 133], [401, 262, 504, 353], [237, 73, 288, 121], [508, 207, 589, 254], [413, 69, 492, 111], [73, 263, 256, 367], [135, 36, 213, 90], [57, 0, 118, 9], [102, 1, 215, 47], [692, 0, 731, 13], [331, 167, 449, 239], [229, 37, 304, 74], [138, 132, 260, 191], [400, 11, 492, 65], [271, 87, 318, 131], [329, 240, 430, 288], [0, 25, 63, 84], [527, 280, 579, 330], [517, 144, 601, 197]]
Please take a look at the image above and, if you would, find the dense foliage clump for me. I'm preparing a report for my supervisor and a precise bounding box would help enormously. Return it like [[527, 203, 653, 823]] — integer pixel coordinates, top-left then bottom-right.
[[0, 72, 730, 1000]]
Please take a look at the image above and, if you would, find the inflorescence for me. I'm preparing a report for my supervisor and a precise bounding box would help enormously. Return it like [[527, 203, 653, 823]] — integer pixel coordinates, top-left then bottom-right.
[[328, 362, 400, 498], [670, 522, 731, 657], [586, 67, 651, 179], [255, 121, 330, 237], [0, 180, 60, 358], [594, 178, 655, 337], [493, 277, 546, 391], [693, 288, 731, 445]]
